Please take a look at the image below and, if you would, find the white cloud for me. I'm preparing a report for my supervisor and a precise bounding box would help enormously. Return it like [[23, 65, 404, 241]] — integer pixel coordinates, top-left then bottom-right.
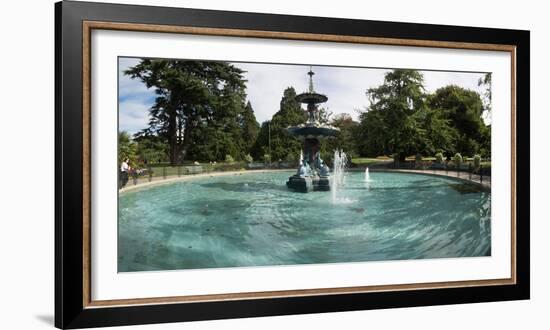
[[236, 63, 485, 123], [423, 70, 484, 95], [236, 62, 308, 123], [118, 57, 156, 134], [307, 65, 387, 119], [119, 57, 152, 96], [119, 99, 151, 134]]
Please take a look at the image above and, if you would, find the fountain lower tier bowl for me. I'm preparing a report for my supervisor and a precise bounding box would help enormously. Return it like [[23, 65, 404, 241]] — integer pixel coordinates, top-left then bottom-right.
[[286, 175, 330, 193], [287, 125, 339, 139]]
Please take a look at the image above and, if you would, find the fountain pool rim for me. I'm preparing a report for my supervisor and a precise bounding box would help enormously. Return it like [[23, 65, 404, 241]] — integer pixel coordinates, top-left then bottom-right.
[[119, 169, 295, 195], [119, 168, 489, 195]]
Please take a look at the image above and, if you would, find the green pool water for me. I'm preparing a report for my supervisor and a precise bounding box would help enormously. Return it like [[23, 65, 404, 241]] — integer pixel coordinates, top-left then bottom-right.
[[118, 171, 491, 272]]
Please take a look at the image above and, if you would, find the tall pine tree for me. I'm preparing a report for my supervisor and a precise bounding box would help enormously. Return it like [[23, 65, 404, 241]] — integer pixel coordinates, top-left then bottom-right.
[[239, 101, 260, 157], [252, 87, 305, 161], [358, 69, 427, 161], [125, 59, 248, 164]]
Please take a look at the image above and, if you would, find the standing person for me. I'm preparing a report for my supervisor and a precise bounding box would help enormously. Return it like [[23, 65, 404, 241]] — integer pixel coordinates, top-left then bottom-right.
[[120, 158, 130, 188]]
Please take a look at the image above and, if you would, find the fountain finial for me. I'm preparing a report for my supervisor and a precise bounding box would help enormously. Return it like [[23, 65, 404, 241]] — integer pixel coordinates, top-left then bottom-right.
[[307, 66, 315, 93]]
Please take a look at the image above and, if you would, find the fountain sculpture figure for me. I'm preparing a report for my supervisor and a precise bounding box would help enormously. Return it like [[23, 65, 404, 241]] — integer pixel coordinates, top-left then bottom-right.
[[286, 67, 340, 192]]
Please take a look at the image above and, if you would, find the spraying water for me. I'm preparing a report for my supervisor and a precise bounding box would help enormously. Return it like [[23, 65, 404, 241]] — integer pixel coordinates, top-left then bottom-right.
[[331, 150, 348, 203], [364, 167, 370, 182]]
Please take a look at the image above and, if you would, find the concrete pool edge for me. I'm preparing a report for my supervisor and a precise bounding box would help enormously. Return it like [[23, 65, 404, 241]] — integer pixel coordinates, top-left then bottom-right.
[[119, 167, 490, 195], [360, 168, 491, 191], [119, 169, 296, 194]]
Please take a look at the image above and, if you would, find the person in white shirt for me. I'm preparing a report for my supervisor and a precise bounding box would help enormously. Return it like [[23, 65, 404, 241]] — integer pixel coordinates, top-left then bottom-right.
[[120, 158, 130, 188]]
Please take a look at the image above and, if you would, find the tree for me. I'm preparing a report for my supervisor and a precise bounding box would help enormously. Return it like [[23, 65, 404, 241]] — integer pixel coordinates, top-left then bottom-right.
[[428, 85, 490, 157], [118, 131, 137, 164], [358, 69, 427, 161], [478, 73, 492, 118], [132, 133, 169, 164], [207, 81, 248, 161], [125, 59, 248, 165], [317, 106, 332, 125], [252, 87, 305, 161], [322, 113, 359, 159], [413, 107, 456, 156], [356, 109, 388, 157], [239, 101, 260, 155]]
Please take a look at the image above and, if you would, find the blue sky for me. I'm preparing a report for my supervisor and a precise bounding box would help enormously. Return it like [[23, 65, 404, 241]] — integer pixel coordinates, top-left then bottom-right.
[[119, 57, 487, 134]]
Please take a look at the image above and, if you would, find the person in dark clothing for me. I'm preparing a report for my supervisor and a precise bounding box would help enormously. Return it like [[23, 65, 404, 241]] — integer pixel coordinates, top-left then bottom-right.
[[120, 158, 130, 188]]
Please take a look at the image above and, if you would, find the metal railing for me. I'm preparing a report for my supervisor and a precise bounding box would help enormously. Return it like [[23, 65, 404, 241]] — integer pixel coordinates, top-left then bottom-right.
[[391, 160, 491, 184], [119, 161, 298, 189]]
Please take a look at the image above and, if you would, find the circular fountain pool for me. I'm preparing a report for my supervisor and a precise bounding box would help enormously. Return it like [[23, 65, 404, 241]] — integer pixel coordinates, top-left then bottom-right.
[[118, 171, 491, 272]]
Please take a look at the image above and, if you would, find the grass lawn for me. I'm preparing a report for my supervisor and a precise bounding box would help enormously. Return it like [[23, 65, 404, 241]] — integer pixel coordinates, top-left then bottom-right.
[[351, 157, 390, 166], [405, 156, 436, 161]]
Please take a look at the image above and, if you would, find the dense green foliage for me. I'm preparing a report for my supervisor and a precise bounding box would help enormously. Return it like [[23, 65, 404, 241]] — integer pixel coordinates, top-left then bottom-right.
[[244, 154, 254, 163], [478, 73, 492, 116], [356, 70, 431, 161], [454, 153, 463, 164], [251, 87, 305, 161], [473, 154, 482, 169], [240, 101, 261, 153], [118, 132, 137, 164], [321, 113, 359, 162], [428, 85, 490, 157], [356, 69, 490, 160], [125, 59, 259, 165], [435, 152, 444, 163], [133, 134, 168, 164]]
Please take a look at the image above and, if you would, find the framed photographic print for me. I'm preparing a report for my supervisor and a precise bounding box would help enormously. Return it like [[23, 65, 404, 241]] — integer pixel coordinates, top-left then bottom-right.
[[55, 0, 530, 328]]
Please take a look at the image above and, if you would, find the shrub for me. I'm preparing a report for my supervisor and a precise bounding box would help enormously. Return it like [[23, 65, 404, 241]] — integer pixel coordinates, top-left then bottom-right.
[[225, 154, 235, 163], [244, 154, 253, 163], [285, 152, 298, 163], [321, 151, 334, 167], [453, 153, 463, 164], [263, 154, 271, 163], [473, 154, 482, 169], [435, 152, 444, 163], [345, 150, 356, 160]]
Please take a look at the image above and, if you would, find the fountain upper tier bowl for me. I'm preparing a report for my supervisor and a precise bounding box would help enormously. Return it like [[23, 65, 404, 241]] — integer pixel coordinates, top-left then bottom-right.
[[295, 92, 328, 104]]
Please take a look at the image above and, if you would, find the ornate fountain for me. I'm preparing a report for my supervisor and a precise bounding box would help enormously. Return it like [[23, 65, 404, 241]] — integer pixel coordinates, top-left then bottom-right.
[[286, 67, 339, 192]]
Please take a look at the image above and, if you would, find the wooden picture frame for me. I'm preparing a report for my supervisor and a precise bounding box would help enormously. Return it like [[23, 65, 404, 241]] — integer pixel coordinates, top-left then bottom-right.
[[55, 1, 530, 328]]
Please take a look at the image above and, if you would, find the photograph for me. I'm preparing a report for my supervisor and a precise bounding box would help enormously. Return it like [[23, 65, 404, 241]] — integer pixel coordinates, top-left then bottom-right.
[[117, 57, 492, 272]]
